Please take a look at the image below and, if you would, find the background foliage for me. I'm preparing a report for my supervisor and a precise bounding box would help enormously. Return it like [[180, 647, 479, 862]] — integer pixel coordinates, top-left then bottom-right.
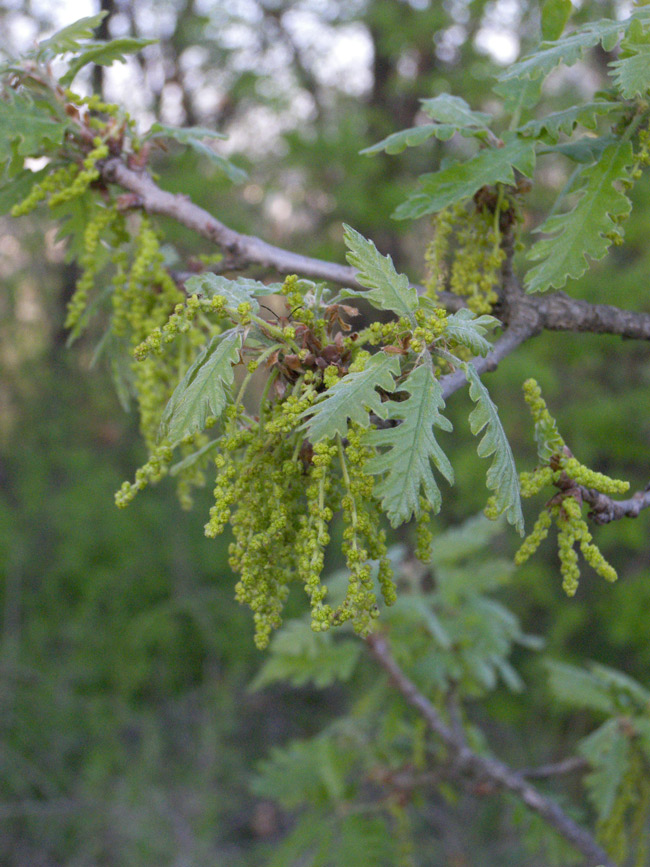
[[1, 1, 649, 864]]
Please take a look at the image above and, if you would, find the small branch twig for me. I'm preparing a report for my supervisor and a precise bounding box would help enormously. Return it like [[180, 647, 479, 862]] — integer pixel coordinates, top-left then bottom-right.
[[100, 157, 650, 342], [580, 481, 650, 525], [366, 631, 614, 867], [516, 756, 589, 780]]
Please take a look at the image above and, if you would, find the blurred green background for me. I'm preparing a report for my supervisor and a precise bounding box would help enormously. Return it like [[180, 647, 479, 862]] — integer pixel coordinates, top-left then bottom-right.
[[1, 1, 649, 864]]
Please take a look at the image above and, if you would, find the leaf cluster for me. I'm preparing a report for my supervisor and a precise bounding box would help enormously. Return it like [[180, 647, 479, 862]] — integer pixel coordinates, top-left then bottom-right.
[[362, 6, 650, 295]]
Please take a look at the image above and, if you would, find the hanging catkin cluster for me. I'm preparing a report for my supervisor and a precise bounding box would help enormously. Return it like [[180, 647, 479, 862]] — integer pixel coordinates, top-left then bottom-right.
[[513, 379, 629, 595]]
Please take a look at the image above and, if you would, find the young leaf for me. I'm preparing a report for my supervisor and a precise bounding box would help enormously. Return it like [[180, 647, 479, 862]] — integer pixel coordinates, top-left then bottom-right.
[[300, 352, 401, 443], [184, 273, 281, 313], [419, 93, 492, 129], [146, 122, 246, 183], [498, 15, 641, 83], [158, 329, 242, 446], [342, 224, 418, 320], [525, 141, 634, 293], [610, 43, 650, 98], [532, 414, 565, 464], [610, 20, 650, 99], [36, 13, 107, 59], [59, 38, 157, 87], [538, 134, 618, 164], [365, 363, 453, 527], [360, 123, 456, 156], [462, 363, 524, 535], [518, 101, 620, 143], [443, 308, 498, 357], [393, 135, 535, 220], [361, 94, 492, 156], [0, 95, 67, 168], [169, 439, 219, 476]]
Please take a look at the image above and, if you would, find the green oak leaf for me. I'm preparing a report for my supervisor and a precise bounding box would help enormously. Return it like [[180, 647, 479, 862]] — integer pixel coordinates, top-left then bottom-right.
[[393, 135, 535, 221], [0, 94, 67, 169], [443, 309, 498, 357], [184, 273, 282, 313], [365, 363, 453, 527], [60, 38, 157, 86], [360, 123, 457, 156], [361, 94, 492, 157], [525, 141, 634, 293], [419, 93, 492, 129], [299, 352, 401, 443], [36, 13, 107, 59], [610, 20, 650, 98], [341, 224, 418, 320], [146, 123, 246, 183], [462, 362, 524, 535], [518, 101, 620, 143], [498, 14, 648, 83], [159, 329, 242, 446]]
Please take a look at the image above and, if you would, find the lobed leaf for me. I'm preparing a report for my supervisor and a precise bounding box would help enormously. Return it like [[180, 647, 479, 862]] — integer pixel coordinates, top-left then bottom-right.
[[146, 122, 246, 183], [342, 224, 419, 319], [393, 135, 535, 221], [419, 93, 492, 129], [158, 329, 242, 446], [538, 133, 618, 164], [365, 363, 453, 527], [361, 94, 492, 157], [36, 13, 107, 59], [525, 141, 634, 293], [60, 38, 157, 86], [610, 44, 650, 98], [184, 273, 281, 313], [300, 352, 401, 443], [462, 363, 524, 535], [610, 20, 650, 99], [360, 123, 456, 156], [498, 14, 650, 83], [443, 308, 498, 357], [532, 414, 564, 464], [0, 94, 67, 169], [518, 101, 620, 143]]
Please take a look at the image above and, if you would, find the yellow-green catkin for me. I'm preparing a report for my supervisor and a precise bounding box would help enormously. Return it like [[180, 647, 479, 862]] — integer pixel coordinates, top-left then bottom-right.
[[295, 440, 338, 632], [514, 508, 552, 566], [517, 379, 626, 593], [424, 207, 455, 300], [65, 203, 118, 334], [449, 203, 504, 314], [48, 139, 110, 208], [334, 427, 396, 637], [10, 164, 79, 217]]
